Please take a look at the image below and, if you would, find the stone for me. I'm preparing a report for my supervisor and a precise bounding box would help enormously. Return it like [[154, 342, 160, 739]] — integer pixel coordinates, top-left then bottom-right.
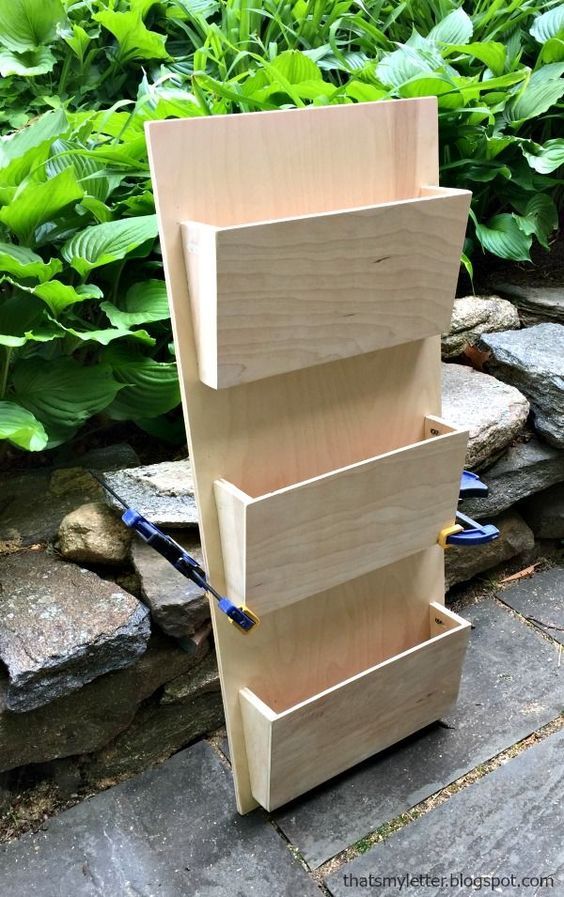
[[445, 510, 534, 588], [0, 551, 150, 712], [0, 741, 320, 897], [498, 566, 564, 646], [101, 460, 198, 527], [441, 294, 519, 359], [275, 599, 563, 868], [462, 435, 564, 519], [57, 501, 132, 566], [84, 653, 223, 782], [326, 728, 564, 896], [521, 483, 564, 538], [132, 531, 209, 638], [441, 363, 529, 469], [496, 281, 564, 323], [0, 634, 209, 772], [480, 324, 564, 448], [0, 468, 102, 550]]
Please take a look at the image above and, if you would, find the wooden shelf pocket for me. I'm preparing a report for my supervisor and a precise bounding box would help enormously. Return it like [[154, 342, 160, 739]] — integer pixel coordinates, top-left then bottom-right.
[[181, 185, 471, 389], [214, 416, 468, 616], [240, 601, 470, 811]]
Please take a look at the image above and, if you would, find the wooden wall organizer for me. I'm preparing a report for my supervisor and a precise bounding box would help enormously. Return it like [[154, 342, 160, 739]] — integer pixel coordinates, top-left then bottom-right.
[[147, 98, 472, 814]]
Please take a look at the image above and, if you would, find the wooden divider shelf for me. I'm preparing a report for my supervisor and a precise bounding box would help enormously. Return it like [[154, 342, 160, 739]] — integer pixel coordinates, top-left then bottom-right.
[[182, 186, 470, 389], [214, 415, 468, 615], [240, 602, 471, 811]]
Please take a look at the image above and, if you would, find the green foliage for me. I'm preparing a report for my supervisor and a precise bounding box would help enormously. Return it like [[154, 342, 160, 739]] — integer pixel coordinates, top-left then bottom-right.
[[0, 0, 562, 452]]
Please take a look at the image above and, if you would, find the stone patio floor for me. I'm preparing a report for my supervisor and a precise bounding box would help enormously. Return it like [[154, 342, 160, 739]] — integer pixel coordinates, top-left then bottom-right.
[[1, 571, 563, 896]]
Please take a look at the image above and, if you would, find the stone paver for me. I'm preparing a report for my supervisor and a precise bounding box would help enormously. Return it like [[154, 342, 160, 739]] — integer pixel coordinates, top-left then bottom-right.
[[274, 599, 562, 867], [498, 566, 564, 646], [326, 727, 564, 896], [0, 740, 320, 897]]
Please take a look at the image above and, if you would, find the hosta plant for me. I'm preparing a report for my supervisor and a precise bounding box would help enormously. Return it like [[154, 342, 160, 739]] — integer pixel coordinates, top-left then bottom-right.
[[0, 0, 562, 452]]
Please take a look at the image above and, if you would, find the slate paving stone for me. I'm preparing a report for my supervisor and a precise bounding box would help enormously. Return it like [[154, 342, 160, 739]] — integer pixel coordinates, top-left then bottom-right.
[[274, 599, 562, 868], [0, 740, 321, 897], [326, 727, 564, 896], [498, 567, 564, 646]]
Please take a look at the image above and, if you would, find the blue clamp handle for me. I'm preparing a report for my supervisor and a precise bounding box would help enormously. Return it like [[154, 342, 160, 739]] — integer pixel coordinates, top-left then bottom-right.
[[446, 510, 500, 547], [459, 470, 489, 500]]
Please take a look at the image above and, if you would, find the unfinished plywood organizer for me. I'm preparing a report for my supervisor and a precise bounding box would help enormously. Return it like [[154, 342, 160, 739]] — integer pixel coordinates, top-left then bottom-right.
[[146, 97, 473, 814]]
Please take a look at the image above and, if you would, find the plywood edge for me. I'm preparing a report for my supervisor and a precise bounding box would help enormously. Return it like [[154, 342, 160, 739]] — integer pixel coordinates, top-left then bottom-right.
[[429, 601, 472, 637], [213, 479, 249, 605], [180, 185, 471, 233], [181, 221, 219, 389], [239, 687, 275, 810]]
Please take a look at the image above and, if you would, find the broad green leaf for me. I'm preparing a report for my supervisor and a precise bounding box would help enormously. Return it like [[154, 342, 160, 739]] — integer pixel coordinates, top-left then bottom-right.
[[0, 0, 65, 52], [94, 9, 169, 62], [0, 166, 84, 244], [0, 401, 47, 451], [530, 6, 564, 44], [60, 322, 155, 345], [515, 195, 558, 249], [521, 138, 564, 174], [448, 42, 506, 77], [62, 215, 159, 276], [0, 289, 64, 345], [0, 108, 67, 186], [399, 74, 462, 109], [46, 140, 112, 202], [428, 9, 473, 45], [345, 81, 388, 102], [269, 50, 324, 84], [57, 23, 92, 60], [0, 47, 56, 77], [33, 281, 102, 316], [475, 214, 532, 261], [0, 242, 62, 282], [505, 63, 564, 123], [101, 279, 169, 328], [539, 36, 564, 63], [102, 344, 180, 420], [377, 45, 442, 88], [12, 356, 121, 446]]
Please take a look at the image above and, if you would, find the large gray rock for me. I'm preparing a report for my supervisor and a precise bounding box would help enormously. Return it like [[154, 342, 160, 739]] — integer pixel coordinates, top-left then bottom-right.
[[446, 510, 534, 588], [132, 531, 209, 638], [441, 363, 530, 468], [463, 435, 564, 519], [521, 483, 564, 538], [441, 294, 519, 359], [84, 652, 223, 783], [0, 468, 103, 550], [0, 635, 210, 772], [496, 281, 564, 323], [101, 460, 198, 527], [57, 501, 132, 566], [480, 324, 564, 448], [0, 551, 150, 712]]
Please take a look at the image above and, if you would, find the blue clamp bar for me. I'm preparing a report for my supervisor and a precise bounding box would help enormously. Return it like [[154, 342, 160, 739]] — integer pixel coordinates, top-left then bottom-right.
[[459, 470, 489, 500], [446, 510, 500, 547], [121, 508, 259, 634]]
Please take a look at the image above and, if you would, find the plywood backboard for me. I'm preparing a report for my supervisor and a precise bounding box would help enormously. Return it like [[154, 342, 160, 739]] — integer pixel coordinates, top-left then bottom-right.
[[146, 98, 455, 813]]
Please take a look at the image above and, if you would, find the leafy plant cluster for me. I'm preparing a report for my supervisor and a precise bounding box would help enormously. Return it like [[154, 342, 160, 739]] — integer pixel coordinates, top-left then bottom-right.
[[0, 0, 563, 452]]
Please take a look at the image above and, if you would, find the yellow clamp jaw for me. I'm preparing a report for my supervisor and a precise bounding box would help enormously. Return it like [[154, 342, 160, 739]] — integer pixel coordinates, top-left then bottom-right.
[[438, 524, 464, 549]]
